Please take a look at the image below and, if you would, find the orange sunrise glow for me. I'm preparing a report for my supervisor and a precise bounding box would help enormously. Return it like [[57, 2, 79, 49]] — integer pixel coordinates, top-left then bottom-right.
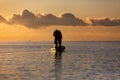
[[0, 0, 120, 41]]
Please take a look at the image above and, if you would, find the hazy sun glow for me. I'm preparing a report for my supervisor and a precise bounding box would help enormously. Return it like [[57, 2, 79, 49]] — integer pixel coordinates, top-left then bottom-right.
[[0, 23, 119, 41]]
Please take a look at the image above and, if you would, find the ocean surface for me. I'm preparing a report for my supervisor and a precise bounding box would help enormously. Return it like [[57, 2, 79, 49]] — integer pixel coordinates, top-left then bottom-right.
[[0, 41, 120, 80]]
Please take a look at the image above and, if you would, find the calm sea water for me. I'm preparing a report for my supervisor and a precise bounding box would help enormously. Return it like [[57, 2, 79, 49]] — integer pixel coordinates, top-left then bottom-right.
[[0, 41, 120, 80]]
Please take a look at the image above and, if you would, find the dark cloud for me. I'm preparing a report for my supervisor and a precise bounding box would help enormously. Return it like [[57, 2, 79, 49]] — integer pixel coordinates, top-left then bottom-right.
[[9, 10, 39, 28], [39, 14, 59, 26], [9, 9, 88, 28], [59, 13, 87, 26], [0, 10, 120, 28], [0, 16, 6, 23], [89, 17, 120, 26]]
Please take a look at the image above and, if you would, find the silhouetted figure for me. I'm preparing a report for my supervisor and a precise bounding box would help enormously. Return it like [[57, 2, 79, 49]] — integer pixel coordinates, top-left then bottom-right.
[[53, 30, 62, 48]]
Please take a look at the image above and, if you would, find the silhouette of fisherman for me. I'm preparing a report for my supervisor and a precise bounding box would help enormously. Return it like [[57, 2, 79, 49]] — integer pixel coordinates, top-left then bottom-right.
[[53, 30, 62, 48]]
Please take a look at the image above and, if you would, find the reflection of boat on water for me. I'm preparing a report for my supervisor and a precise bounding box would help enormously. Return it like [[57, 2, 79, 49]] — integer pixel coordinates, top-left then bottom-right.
[[51, 45, 64, 80], [55, 52, 62, 80]]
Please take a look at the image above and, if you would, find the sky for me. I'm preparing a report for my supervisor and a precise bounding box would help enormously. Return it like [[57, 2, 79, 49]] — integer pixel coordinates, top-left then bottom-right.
[[0, 0, 120, 41]]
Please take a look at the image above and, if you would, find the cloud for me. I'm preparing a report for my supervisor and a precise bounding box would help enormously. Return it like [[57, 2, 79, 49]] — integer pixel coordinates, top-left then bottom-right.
[[0, 9, 120, 28], [59, 13, 87, 26], [9, 10, 39, 28], [89, 17, 120, 26], [9, 9, 88, 28], [39, 13, 59, 26], [0, 16, 6, 23]]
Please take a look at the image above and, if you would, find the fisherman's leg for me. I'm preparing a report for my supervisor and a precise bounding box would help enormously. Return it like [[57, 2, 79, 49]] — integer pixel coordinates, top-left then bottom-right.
[[54, 38, 58, 48], [59, 38, 62, 47]]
